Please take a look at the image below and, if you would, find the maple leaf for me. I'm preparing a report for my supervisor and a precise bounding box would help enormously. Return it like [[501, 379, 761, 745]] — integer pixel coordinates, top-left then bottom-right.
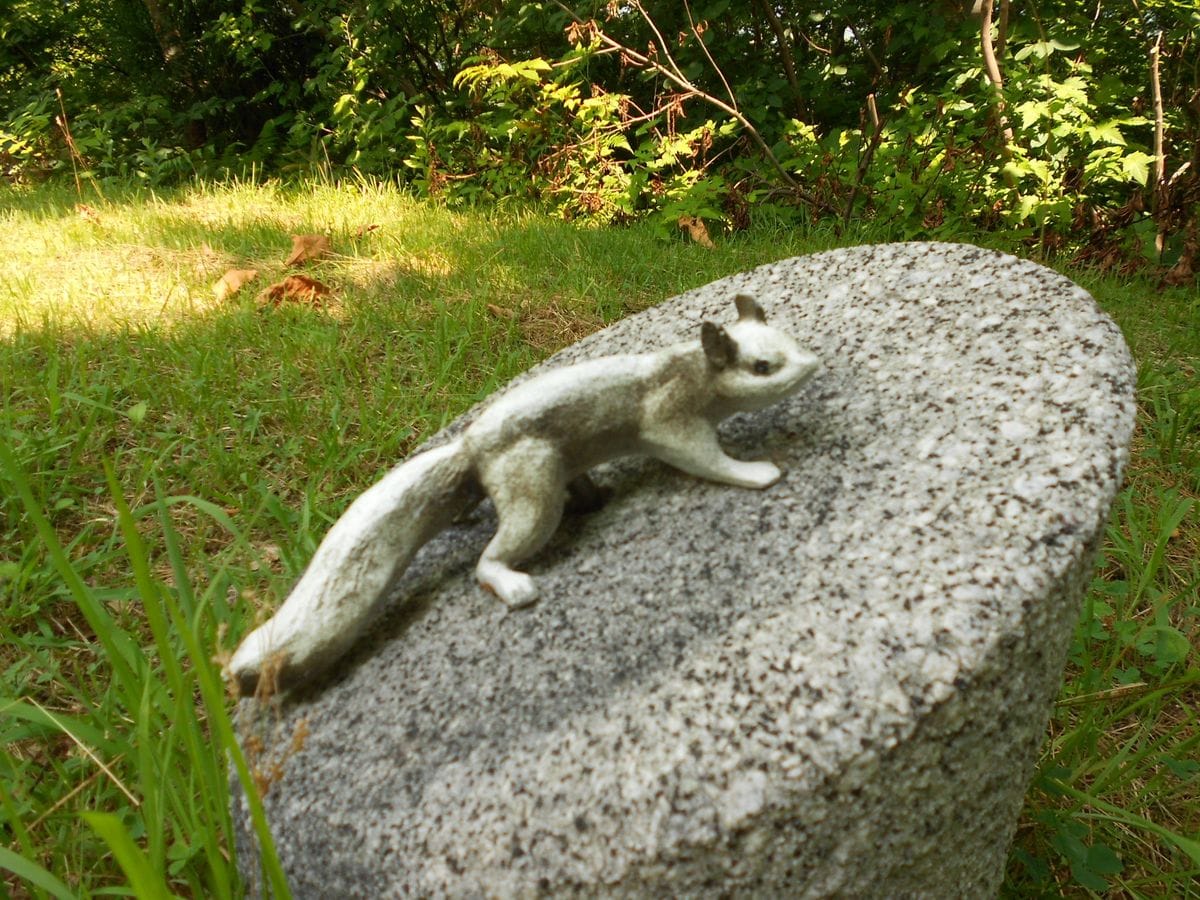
[[285, 234, 332, 266], [262, 274, 333, 306], [677, 215, 715, 248], [212, 268, 259, 301]]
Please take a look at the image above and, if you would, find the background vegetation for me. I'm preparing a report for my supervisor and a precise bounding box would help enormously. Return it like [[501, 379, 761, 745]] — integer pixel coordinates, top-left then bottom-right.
[[2, 1, 1197, 272], [1, 1, 1197, 897]]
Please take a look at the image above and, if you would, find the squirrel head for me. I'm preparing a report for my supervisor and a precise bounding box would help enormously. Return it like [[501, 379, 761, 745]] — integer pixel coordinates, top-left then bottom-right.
[[701, 294, 819, 411]]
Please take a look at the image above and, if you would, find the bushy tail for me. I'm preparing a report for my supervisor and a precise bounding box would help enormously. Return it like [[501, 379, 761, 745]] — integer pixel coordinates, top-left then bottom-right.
[[229, 439, 476, 695]]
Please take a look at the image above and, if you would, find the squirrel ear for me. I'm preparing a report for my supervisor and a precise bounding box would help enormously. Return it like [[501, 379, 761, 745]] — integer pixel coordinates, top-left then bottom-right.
[[734, 294, 767, 323], [701, 321, 738, 369]]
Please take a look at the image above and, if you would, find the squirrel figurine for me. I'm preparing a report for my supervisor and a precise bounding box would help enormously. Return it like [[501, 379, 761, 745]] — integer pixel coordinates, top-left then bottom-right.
[[229, 294, 819, 694]]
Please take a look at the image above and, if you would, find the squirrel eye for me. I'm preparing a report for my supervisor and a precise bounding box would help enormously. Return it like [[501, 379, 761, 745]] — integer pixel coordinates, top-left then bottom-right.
[[753, 359, 771, 375]]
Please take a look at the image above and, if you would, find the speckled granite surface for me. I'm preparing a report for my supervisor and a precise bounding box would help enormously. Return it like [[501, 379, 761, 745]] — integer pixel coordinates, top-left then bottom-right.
[[232, 242, 1135, 898]]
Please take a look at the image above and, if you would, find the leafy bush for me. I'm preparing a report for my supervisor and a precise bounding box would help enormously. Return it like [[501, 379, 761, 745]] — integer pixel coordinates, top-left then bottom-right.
[[0, 1, 1195, 267]]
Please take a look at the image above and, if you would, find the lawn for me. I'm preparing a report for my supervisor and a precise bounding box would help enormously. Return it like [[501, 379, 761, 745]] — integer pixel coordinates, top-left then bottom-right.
[[1, 179, 1196, 897]]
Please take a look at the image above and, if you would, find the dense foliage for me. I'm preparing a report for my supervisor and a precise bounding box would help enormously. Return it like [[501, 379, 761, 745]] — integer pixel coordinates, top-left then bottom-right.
[[3, 2, 1197, 270]]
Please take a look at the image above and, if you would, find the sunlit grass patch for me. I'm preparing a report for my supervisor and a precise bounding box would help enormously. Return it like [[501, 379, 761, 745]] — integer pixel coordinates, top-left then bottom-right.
[[1, 177, 1196, 896]]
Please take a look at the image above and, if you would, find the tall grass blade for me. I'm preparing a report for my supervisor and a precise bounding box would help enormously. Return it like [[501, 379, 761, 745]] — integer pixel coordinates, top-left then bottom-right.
[[0, 846, 76, 900], [152, 483, 293, 899], [82, 811, 174, 899]]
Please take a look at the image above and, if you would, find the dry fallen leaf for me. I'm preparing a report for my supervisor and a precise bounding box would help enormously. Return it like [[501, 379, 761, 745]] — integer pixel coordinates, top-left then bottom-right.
[[262, 274, 333, 306], [677, 215, 714, 248], [1163, 256, 1195, 286], [212, 268, 259, 301], [285, 233, 332, 266], [486, 303, 516, 319], [354, 224, 380, 238], [1161, 236, 1196, 287]]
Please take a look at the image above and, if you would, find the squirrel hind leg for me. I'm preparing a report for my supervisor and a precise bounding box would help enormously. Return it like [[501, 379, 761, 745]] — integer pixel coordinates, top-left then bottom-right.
[[475, 441, 567, 608]]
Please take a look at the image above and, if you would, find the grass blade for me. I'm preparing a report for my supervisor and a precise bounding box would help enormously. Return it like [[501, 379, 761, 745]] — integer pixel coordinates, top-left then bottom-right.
[[82, 811, 174, 900], [0, 846, 77, 900]]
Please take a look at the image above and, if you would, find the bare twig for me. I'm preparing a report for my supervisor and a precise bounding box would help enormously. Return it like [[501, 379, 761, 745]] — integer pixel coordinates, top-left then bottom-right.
[[798, 29, 832, 55], [1150, 31, 1166, 255], [29, 766, 107, 831], [29, 699, 140, 808], [55, 88, 84, 199], [630, 0, 687, 84], [845, 22, 884, 78], [554, 2, 828, 210], [751, 0, 801, 112], [683, 0, 737, 112], [551, 45, 621, 68], [1150, 33, 1166, 186], [997, 0, 1010, 61], [843, 94, 884, 226], [980, 0, 1013, 147]]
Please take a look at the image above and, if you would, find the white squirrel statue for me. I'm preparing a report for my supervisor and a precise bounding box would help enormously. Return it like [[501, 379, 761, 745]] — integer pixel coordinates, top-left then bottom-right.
[[228, 294, 819, 694]]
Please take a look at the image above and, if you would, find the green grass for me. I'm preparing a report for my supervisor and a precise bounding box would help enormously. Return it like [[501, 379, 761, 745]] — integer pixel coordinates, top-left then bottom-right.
[[1, 178, 1196, 897]]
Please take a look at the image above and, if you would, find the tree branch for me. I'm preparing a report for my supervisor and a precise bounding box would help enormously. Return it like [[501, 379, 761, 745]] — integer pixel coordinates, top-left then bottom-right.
[[1150, 31, 1166, 255], [751, 0, 802, 115], [843, 94, 884, 226], [553, 2, 827, 210], [979, 0, 1013, 147], [683, 0, 737, 112], [996, 0, 1010, 60]]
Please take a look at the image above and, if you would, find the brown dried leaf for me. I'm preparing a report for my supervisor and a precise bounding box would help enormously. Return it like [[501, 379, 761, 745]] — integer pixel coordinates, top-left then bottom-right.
[[262, 274, 333, 306], [486, 303, 515, 319], [1162, 236, 1197, 286], [212, 268, 259, 301], [285, 233, 332, 266], [678, 215, 714, 249], [1162, 255, 1195, 286]]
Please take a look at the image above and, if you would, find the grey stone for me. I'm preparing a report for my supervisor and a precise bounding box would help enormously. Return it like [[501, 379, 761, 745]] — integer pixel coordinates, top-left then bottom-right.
[[232, 242, 1135, 898]]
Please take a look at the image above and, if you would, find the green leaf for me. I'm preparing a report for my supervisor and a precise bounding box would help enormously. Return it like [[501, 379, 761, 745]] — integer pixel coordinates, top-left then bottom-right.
[[0, 846, 78, 899], [126, 401, 148, 424], [1093, 579, 1129, 598], [83, 812, 174, 900], [1087, 842, 1123, 876], [1161, 754, 1200, 778], [1013, 847, 1051, 883], [1089, 120, 1126, 146], [1151, 625, 1191, 665], [1114, 666, 1141, 684], [1070, 861, 1111, 893], [1051, 828, 1089, 866], [1016, 39, 1082, 61], [1121, 151, 1153, 185]]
